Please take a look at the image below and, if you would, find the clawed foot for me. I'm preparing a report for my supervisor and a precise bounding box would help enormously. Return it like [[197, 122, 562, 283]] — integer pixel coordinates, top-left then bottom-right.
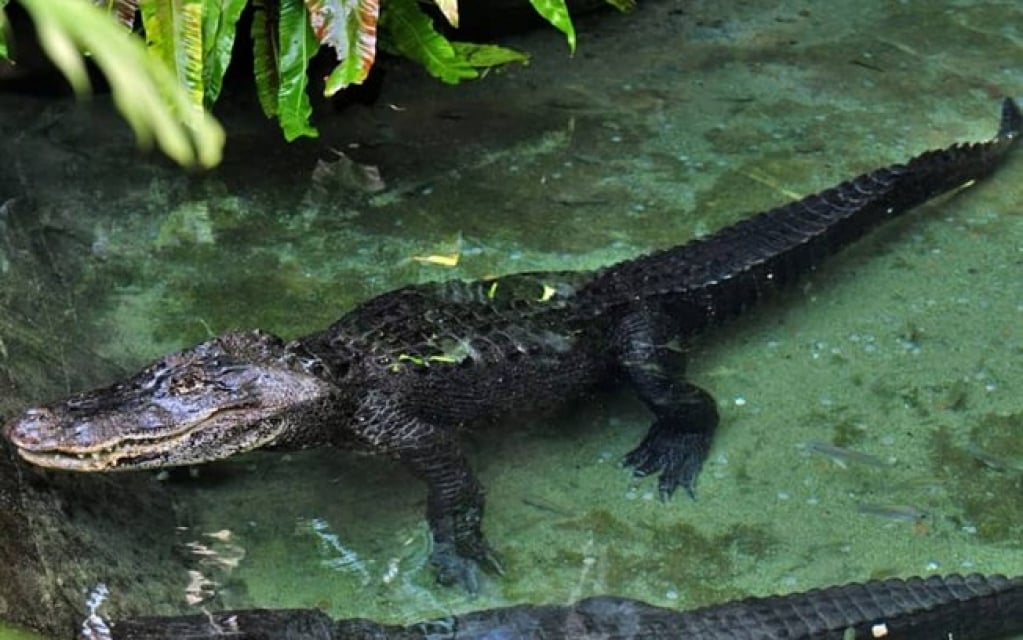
[[623, 420, 711, 500], [430, 538, 504, 594]]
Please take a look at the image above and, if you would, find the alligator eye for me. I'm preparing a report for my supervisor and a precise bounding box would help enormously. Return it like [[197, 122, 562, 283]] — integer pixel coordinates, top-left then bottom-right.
[[169, 373, 207, 394]]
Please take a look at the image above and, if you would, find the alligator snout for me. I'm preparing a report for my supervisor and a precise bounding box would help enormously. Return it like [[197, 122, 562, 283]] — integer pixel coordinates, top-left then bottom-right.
[[3, 408, 58, 449]]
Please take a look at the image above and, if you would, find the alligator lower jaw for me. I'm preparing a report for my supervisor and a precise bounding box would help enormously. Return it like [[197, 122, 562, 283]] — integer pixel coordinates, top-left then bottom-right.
[[15, 446, 146, 471]]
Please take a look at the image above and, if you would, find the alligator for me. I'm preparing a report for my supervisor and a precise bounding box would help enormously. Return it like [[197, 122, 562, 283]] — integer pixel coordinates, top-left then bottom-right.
[[4, 98, 1021, 592], [102, 573, 1023, 640]]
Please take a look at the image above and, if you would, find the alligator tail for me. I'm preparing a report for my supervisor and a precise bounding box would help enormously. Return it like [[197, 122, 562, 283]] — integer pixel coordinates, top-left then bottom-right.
[[662, 573, 1023, 639], [581, 99, 1021, 329]]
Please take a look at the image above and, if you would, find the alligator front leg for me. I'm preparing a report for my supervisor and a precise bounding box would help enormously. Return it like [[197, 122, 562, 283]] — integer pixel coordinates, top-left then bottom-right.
[[353, 391, 502, 592], [614, 311, 720, 499], [397, 438, 503, 592]]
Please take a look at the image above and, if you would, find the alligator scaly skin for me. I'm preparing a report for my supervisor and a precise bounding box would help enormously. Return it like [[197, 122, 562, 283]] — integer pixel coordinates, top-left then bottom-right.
[[6, 100, 1022, 591], [104, 574, 1023, 639]]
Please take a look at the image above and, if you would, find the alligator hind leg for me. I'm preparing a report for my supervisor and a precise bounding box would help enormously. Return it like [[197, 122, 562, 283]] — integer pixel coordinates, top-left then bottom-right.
[[614, 311, 719, 499]]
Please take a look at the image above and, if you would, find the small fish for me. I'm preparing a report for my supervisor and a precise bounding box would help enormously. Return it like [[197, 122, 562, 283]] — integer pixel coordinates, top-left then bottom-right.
[[804, 441, 889, 469], [521, 496, 574, 517], [857, 503, 928, 522], [963, 444, 1023, 472]]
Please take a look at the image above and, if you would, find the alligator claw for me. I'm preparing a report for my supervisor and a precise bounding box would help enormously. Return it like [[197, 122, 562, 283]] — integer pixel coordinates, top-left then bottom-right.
[[623, 421, 710, 500], [430, 539, 504, 594]]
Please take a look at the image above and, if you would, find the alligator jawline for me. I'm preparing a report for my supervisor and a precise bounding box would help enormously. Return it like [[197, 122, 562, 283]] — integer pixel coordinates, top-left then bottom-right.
[[15, 431, 196, 471]]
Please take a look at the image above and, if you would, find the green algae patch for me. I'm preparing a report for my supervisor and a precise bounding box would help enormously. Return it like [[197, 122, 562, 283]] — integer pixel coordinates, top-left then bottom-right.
[[551, 509, 777, 606], [0, 623, 45, 640], [929, 415, 1023, 546]]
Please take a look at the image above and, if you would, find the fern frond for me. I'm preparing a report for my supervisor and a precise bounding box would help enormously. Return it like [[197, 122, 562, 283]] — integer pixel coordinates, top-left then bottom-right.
[[202, 0, 247, 104], [139, 0, 205, 113], [529, 0, 576, 52], [382, 0, 476, 84], [0, 0, 9, 59], [277, 0, 318, 140], [306, 0, 380, 95], [17, 0, 224, 167], [251, 0, 281, 117]]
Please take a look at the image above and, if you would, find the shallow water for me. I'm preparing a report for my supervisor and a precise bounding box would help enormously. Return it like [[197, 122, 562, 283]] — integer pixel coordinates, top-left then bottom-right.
[[2, 0, 1022, 637]]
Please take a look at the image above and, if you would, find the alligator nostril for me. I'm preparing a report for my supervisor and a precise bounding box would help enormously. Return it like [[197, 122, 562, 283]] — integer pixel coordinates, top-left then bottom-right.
[[3, 408, 55, 447], [6, 421, 38, 446]]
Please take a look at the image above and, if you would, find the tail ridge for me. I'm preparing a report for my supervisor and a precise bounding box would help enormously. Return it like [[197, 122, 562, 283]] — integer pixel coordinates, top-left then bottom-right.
[[581, 98, 1020, 327]]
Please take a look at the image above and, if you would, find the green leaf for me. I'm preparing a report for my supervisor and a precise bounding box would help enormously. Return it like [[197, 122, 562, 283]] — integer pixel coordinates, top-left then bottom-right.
[[17, 0, 225, 167], [529, 0, 575, 52], [307, 0, 381, 95], [139, 0, 205, 113], [451, 42, 528, 68], [277, 0, 318, 140], [251, 0, 280, 117], [381, 0, 477, 84], [202, 0, 247, 105], [0, 0, 10, 60]]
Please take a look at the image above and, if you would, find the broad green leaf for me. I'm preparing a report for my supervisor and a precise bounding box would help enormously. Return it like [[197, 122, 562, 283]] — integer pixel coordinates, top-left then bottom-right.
[[17, 0, 225, 167], [382, 0, 476, 84], [35, 15, 90, 94], [529, 0, 575, 52], [277, 0, 318, 140], [140, 0, 205, 113], [0, 0, 9, 59], [307, 0, 380, 95], [451, 42, 528, 68], [432, 0, 458, 27], [603, 0, 635, 12], [251, 0, 280, 117], [93, 0, 140, 29], [202, 0, 247, 105]]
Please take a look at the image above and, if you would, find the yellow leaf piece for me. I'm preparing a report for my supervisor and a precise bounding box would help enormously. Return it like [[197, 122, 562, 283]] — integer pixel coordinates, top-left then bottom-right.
[[486, 280, 499, 299], [432, 0, 458, 27], [426, 354, 457, 364], [603, 0, 635, 12], [411, 253, 460, 267], [538, 283, 557, 302]]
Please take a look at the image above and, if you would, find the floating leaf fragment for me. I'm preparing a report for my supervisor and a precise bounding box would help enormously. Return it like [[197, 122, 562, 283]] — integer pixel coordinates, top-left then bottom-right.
[[411, 252, 460, 267]]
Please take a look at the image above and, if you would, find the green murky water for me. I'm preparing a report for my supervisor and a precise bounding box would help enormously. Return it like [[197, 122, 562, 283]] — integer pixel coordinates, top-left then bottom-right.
[[2, 0, 1022, 637]]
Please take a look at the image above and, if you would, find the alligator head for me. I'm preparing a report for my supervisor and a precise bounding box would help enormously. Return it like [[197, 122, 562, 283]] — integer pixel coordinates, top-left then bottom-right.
[[3, 330, 334, 471]]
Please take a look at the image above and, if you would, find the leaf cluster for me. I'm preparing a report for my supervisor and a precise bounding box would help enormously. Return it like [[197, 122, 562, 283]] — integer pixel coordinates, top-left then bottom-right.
[[0, 0, 633, 166]]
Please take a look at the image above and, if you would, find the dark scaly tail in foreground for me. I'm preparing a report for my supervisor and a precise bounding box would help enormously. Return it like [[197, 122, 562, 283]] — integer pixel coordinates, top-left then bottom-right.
[[106, 573, 1023, 639], [584, 98, 1022, 327]]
